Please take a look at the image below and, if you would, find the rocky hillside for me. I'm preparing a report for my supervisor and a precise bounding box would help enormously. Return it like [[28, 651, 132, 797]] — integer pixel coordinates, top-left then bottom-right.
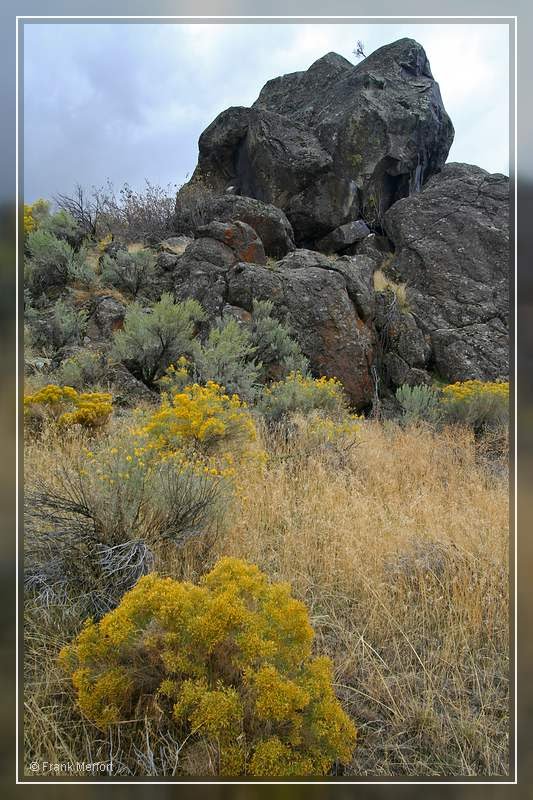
[[171, 37, 509, 408]]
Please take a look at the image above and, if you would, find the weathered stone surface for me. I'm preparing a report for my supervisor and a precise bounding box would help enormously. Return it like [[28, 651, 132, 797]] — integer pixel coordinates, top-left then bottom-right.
[[332, 256, 377, 322], [156, 252, 181, 272], [374, 289, 431, 387], [316, 220, 370, 254], [104, 363, 159, 407], [226, 261, 375, 406], [277, 249, 335, 271], [382, 353, 431, 387], [383, 163, 509, 381], [90, 295, 127, 340], [174, 258, 229, 320], [221, 303, 253, 326], [202, 195, 295, 258], [189, 106, 332, 208], [177, 39, 454, 245], [352, 232, 393, 263], [196, 220, 266, 265]]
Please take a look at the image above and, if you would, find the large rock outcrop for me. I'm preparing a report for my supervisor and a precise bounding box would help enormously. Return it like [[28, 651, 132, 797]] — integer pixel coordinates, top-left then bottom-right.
[[168, 42, 508, 401], [177, 38, 454, 246], [383, 163, 509, 381], [173, 227, 375, 406]]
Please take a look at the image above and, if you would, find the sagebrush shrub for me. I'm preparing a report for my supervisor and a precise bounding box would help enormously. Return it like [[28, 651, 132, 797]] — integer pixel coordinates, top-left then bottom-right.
[[156, 302, 306, 403], [56, 349, 108, 390], [112, 293, 205, 386], [24, 384, 112, 432], [395, 383, 441, 425], [42, 208, 82, 246], [25, 438, 226, 616], [258, 372, 348, 423], [250, 300, 309, 382], [195, 318, 260, 402], [25, 229, 75, 294], [25, 229, 94, 294], [440, 380, 509, 431], [100, 249, 156, 298], [26, 298, 89, 354], [59, 557, 356, 776]]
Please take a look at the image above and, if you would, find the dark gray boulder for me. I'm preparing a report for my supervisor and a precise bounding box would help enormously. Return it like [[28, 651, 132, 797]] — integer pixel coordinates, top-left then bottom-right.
[[190, 106, 332, 207], [89, 295, 127, 340], [316, 220, 370, 254], [374, 289, 431, 387], [156, 252, 181, 272], [196, 220, 266, 265], [277, 249, 336, 271], [353, 232, 393, 264], [177, 38, 454, 246], [200, 195, 295, 258], [226, 261, 375, 407], [383, 163, 509, 381], [173, 221, 265, 319]]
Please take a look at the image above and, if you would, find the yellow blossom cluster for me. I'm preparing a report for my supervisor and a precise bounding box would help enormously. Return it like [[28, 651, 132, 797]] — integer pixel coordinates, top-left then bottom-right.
[[23, 204, 37, 235], [440, 380, 509, 428], [441, 380, 509, 403], [97, 233, 113, 253], [157, 357, 192, 396], [306, 414, 361, 443], [136, 381, 258, 461], [24, 384, 113, 431], [260, 372, 349, 420], [60, 557, 356, 777]]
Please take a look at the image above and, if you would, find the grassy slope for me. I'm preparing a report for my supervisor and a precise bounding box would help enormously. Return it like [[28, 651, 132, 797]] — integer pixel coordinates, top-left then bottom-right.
[[24, 417, 509, 777]]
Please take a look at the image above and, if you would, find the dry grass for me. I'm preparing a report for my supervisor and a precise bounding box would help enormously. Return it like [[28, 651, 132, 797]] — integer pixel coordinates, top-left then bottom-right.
[[212, 421, 509, 776], [373, 269, 408, 310], [23, 418, 509, 777]]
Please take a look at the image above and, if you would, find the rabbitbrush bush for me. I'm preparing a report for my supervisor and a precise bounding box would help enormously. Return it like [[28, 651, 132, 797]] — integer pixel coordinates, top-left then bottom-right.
[[24, 384, 112, 432], [137, 380, 258, 460], [258, 372, 348, 423], [59, 557, 356, 776], [440, 380, 509, 431]]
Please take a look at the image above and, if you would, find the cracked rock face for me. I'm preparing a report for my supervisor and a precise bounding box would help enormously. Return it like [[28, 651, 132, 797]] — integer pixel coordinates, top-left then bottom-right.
[[383, 163, 510, 381], [176, 38, 454, 247]]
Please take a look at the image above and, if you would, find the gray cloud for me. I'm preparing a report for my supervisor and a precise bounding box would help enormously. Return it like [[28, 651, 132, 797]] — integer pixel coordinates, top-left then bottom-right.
[[23, 21, 510, 202]]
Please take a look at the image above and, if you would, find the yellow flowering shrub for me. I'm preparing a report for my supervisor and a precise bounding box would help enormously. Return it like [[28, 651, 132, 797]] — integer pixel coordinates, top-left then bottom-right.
[[24, 204, 37, 235], [157, 357, 192, 396], [440, 380, 509, 430], [137, 381, 258, 460], [258, 372, 348, 422], [97, 233, 113, 253], [24, 198, 50, 236], [24, 384, 112, 431], [60, 558, 356, 776]]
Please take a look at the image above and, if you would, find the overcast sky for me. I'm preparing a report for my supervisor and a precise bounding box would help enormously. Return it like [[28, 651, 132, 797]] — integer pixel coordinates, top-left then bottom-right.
[[23, 22, 510, 203]]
